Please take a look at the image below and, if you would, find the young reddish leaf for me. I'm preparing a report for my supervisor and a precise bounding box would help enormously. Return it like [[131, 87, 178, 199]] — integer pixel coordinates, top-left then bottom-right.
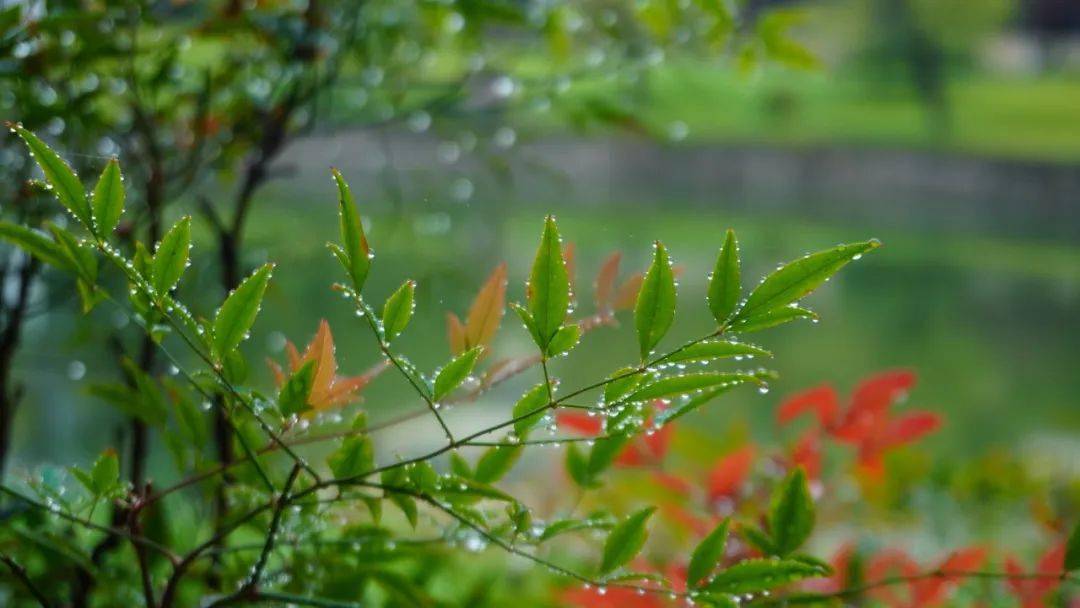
[[594, 251, 621, 312], [564, 241, 577, 296], [707, 229, 740, 325], [776, 385, 840, 427], [634, 241, 676, 360], [446, 312, 466, 354], [613, 271, 644, 311], [465, 263, 507, 350], [271, 320, 379, 411], [687, 519, 731, 587]]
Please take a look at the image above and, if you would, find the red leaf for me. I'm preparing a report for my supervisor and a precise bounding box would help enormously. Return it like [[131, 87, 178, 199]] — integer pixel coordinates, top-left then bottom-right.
[[594, 252, 622, 312], [790, 429, 822, 480], [707, 445, 754, 504], [913, 546, 988, 606], [850, 369, 916, 418], [557, 411, 602, 436], [882, 411, 942, 448], [777, 385, 840, 427]]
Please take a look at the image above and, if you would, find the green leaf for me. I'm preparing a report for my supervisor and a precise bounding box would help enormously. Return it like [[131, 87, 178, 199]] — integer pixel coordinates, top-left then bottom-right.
[[47, 224, 96, 283], [1066, 521, 1080, 571], [511, 384, 550, 437], [769, 468, 815, 556], [381, 280, 415, 342], [634, 241, 676, 360], [474, 443, 523, 484], [628, 372, 763, 402], [327, 435, 374, 480], [665, 340, 771, 364], [706, 557, 829, 594], [539, 515, 615, 542], [527, 216, 570, 350], [433, 346, 482, 401], [600, 506, 656, 574], [333, 169, 371, 292], [212, 263, 273, 360], [688, 519, 731, 587], [589, 435, 632, 478], [150, 216, 191, 295], [15, 126, 91, 229], [381, 468, 419, 528], [735, 240, 880, 321], [545, 323, 580, 358], [278, 359, 317, 416], [0, 221, 71, 271], [91, 159, 124, 236], [654, 386, 735, 425], [708, 229, 740, 325], [90, 449, 119, 496], [729, 305, 817, 334], [510, 302, 542, 346], [603, 368, 645, 406], [565, 443, 592, 487]]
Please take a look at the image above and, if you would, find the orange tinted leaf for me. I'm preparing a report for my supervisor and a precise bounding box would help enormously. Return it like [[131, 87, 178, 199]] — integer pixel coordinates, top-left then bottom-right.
[[614, 272, 644, 311], [446, 312, 466, 355], [594, 251, 622, 311], [465, 263, 507, 350], [276, 320, 375, 411], [267, 358, 286, 386], [564, 242, 577, 295]]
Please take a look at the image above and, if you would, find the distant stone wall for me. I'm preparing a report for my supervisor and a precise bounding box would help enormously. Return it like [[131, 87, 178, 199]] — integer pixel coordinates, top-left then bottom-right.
[[281, 132, 1080, 241]]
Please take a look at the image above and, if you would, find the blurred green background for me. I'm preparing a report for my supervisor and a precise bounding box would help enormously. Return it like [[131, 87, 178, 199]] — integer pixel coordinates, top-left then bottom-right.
[[5, 0, 1080, 489]]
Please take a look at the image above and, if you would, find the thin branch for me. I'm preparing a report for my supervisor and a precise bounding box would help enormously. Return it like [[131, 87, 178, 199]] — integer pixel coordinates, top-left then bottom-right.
[[208, 465, 303, 607], [0, 484, 177, 561]]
